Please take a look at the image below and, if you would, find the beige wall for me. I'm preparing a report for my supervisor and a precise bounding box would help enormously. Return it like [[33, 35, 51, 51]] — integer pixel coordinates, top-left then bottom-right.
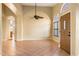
[[75, 4, 79, 55], [0, 3, 2, 55], [14, 4, 23, 41], [70, 4, 76, 56], [23, 6, 52, 40]]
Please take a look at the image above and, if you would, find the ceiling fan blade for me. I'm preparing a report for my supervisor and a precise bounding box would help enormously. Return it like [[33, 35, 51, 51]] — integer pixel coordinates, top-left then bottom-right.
[[37, 15, 44, 19], [34, 15, 44, 19], [38, 16, 44, 19]]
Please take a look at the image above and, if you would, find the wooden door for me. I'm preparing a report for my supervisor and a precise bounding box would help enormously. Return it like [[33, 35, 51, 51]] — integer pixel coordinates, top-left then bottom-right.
[[60, 13, 70, 54]]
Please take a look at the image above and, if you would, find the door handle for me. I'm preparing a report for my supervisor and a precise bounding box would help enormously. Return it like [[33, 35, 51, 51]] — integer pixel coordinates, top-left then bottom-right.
[[68, 32, 70, 36], [68, 34, 70, 36]]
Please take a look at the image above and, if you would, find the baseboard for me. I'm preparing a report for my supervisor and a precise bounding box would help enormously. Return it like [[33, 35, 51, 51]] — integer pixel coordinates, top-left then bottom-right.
[[16, 38, 49, 41], [15, 39, 23, 41]]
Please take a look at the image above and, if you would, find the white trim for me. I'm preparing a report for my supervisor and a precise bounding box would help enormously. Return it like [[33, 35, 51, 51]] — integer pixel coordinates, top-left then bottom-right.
[[16, 38, 48, 41]]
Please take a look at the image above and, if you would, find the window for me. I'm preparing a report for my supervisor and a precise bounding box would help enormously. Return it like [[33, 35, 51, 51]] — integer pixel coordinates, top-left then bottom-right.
[[60, 3, 70, 13], [53, 16, 59, 37], [53, 21, 59, 37]]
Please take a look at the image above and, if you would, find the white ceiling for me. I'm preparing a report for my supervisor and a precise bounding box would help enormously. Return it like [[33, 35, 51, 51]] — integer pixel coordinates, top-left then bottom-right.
[[21, 3, 56, 7]]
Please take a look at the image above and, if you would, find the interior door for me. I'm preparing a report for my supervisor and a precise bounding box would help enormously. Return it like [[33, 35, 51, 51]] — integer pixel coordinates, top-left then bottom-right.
[[60, 13, 70, 54]]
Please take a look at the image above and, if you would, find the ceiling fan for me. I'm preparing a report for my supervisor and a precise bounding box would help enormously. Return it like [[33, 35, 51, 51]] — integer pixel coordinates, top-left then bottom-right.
[[33, 3, 44, 20]]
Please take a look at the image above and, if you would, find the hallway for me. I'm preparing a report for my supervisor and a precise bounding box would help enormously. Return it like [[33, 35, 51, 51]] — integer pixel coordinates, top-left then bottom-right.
[[2, 40, 69, 56]]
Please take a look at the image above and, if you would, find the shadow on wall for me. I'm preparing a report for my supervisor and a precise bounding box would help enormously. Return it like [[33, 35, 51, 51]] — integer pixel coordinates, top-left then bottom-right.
[[23, 9, 51, 40]]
